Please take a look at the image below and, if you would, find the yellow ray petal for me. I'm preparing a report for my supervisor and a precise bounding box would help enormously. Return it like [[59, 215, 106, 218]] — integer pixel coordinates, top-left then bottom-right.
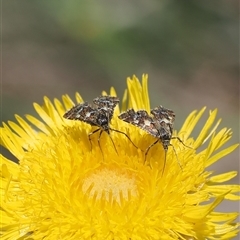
[[206, 144, 239, 167], [209, 171, 238, 183], [179, 107, 206, 140]]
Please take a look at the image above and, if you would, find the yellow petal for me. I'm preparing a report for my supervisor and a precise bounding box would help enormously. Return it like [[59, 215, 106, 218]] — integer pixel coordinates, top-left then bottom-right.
[[209, 171, 238, 183], [179, 107, 206, 140], [206, 144, 239, 167]]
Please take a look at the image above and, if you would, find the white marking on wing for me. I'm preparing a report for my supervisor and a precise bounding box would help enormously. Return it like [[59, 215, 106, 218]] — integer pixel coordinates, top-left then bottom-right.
[[144, 119, 152, 126]]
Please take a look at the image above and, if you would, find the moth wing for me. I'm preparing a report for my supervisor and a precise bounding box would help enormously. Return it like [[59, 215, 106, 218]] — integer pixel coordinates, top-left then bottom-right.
[[63, 103, 100, 126], [93, 96, 119, 109], [151, 106, 175, 124], [118, 109, 137, 122], [150, 106, 175, 139], [119, 109, 159, 137]]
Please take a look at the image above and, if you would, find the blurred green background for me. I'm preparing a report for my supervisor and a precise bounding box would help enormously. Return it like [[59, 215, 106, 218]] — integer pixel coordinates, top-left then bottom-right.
[[2, 0, 239, 229]]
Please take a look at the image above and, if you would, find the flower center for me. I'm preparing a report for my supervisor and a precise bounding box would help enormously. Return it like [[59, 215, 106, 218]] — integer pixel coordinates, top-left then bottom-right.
[[82, 166, 138, 204]]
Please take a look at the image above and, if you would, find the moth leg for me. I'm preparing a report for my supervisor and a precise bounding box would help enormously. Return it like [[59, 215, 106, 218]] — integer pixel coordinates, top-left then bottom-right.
[[144, 139, 159, 163], [161, 149, 167, 177], [171, 136, 192, 149], [107, 132, 119, 156], [97, 130, 104, 158], [170, 137, 192, 171], [109, 128, 139, 150], [169, 143, 183, 170], [88, 128, 100, 151]]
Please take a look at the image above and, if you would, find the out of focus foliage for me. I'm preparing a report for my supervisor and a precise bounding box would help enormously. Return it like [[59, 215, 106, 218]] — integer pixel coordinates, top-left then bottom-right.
[[45, 1, 238, 78], [1, 0, 237, 134]]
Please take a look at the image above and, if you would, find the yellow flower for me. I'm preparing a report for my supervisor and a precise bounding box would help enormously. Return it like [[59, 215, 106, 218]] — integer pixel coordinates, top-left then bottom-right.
[[1, 75, 239, 240]]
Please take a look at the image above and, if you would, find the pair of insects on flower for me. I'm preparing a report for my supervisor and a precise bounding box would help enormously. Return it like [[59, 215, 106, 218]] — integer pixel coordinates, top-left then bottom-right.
[[63, 96, 185, 171]]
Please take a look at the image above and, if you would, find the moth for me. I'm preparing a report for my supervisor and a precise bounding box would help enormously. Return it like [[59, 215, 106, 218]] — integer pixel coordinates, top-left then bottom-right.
[[118, 106, 187, 173], [63, 96, 138, 155]]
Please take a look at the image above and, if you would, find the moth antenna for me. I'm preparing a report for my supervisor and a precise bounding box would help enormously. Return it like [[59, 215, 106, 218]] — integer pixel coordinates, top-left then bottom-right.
[[109, 128, 139, 150]]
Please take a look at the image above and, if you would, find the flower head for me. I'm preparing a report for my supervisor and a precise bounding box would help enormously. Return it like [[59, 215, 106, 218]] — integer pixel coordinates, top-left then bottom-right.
[[1, 74, 239, 239]]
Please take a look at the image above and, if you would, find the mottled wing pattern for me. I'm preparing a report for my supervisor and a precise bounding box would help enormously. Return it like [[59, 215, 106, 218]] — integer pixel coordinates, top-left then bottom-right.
[[63, 95, 120, 129], [118, 109, 137, 123], [118, 109, 159, 137], [150, 106, 175, 150], [93, 96, 119, 109], [63, 102, 100, 127], [93, 96, 119, 122], [151, 106, 175, 125]]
